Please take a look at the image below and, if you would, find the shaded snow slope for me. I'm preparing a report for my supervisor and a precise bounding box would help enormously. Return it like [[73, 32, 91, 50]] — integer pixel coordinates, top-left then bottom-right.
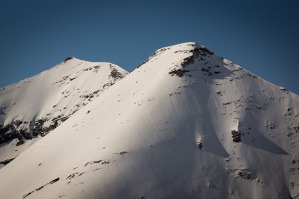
[[0, 43, 298, 199], [0, 57, 127, 167]]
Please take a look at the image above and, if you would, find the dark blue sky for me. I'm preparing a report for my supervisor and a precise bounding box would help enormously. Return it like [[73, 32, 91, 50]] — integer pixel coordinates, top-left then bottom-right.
[[1, 0, 298, 94]]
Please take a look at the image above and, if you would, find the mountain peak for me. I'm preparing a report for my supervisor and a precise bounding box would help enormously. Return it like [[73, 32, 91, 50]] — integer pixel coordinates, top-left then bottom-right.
[[0, 42, 299, 199], [0, 58, 127, 165], [136, 42, 214, 70], [63, 56, 75, 62]]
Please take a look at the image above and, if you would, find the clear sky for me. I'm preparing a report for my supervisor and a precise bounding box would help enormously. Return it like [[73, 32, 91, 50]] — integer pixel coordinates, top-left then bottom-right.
[[1, 0, 298, 94]]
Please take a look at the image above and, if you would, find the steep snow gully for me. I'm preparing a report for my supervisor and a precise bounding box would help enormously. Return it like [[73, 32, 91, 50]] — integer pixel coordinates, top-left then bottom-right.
[[0, 42, 298, 199]]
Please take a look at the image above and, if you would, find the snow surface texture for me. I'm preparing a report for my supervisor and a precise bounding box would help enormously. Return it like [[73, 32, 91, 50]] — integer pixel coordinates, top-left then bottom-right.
[[0, 57, 127, 167], [0, 42, 299, 199]]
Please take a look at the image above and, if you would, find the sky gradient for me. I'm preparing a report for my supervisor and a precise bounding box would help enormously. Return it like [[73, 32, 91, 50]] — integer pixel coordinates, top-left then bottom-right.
[[1, 0, 298, 94]]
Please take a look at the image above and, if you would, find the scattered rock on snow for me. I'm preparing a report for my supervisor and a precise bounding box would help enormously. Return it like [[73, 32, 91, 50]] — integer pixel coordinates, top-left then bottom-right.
[[231, 130, 241, 142], [198, 141, 203, 149], [23, 177, 60, 198], [0, 158, 15, 166], [169, 69, 189, 77]]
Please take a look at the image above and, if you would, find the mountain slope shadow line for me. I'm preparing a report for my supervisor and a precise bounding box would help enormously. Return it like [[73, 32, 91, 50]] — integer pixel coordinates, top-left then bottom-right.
[[242, 132, 289, 155]]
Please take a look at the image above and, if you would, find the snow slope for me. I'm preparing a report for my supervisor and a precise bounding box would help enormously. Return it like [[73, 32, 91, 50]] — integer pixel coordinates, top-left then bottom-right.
[[0, 42, 298, 199], [0, 57, 127, 167]]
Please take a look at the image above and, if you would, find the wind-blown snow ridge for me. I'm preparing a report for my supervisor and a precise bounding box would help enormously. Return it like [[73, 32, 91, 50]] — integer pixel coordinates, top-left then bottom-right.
[[0, 42, 299, 199]]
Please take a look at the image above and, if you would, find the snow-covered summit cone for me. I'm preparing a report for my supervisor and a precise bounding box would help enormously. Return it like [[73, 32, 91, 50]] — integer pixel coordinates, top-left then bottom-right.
[[0, 42, 298, 199], [0, 57, 128, 167]]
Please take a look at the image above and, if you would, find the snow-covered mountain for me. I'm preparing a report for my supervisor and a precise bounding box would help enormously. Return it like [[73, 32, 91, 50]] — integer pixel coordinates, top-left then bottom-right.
[[0, 42, 298, 199], [0, 57, 127, 167]]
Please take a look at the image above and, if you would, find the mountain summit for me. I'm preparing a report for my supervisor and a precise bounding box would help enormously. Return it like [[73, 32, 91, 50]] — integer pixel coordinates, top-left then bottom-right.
[[0, 42, 298, 199], [0, 57, 127, 166]]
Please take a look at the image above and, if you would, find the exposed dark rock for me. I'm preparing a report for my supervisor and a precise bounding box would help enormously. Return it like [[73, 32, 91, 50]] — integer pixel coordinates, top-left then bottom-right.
[[0, 124, 19, 144], [16, 138, 24, 146], [0, 158, 15, 165], [35, 185, 44, 191], [238, 169, 254, 180], [201, 67, 221, 76], [50, 178, 60, 184], [181, 56, 195, 67], [66, 173, 78, 180], [13, 120, 23, 127], [231, 130, 241, 142], [198, 141, 203, 149], [64, 57, 73, 62], [195, 46, 214, 56], [23, 177, 60, 198], [222, 102, 232, 106], [20, 128, 31, 140], [84, 160, 102, 166], [180, 46, 214, 68], [216, 92, 222, 96], [102, 160, 110, 165], [23, 191, 34, 198], [110, 68, 124, 79], [291, 160, 296, 164], [119, 151, 127, 156], [266, 121, 275, 129], [83, 67, 93, 71], [169, 69, 190, 77]]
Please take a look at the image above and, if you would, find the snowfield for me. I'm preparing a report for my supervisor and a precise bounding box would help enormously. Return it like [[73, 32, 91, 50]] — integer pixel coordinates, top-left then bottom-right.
[[0, 42, 298, 199], [0, 57, 127, 167]]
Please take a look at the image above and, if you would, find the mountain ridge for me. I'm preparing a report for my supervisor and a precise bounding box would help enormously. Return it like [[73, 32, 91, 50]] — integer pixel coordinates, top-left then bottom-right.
[[0, 57, 127, 166], [0, 42, 298, 198]]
